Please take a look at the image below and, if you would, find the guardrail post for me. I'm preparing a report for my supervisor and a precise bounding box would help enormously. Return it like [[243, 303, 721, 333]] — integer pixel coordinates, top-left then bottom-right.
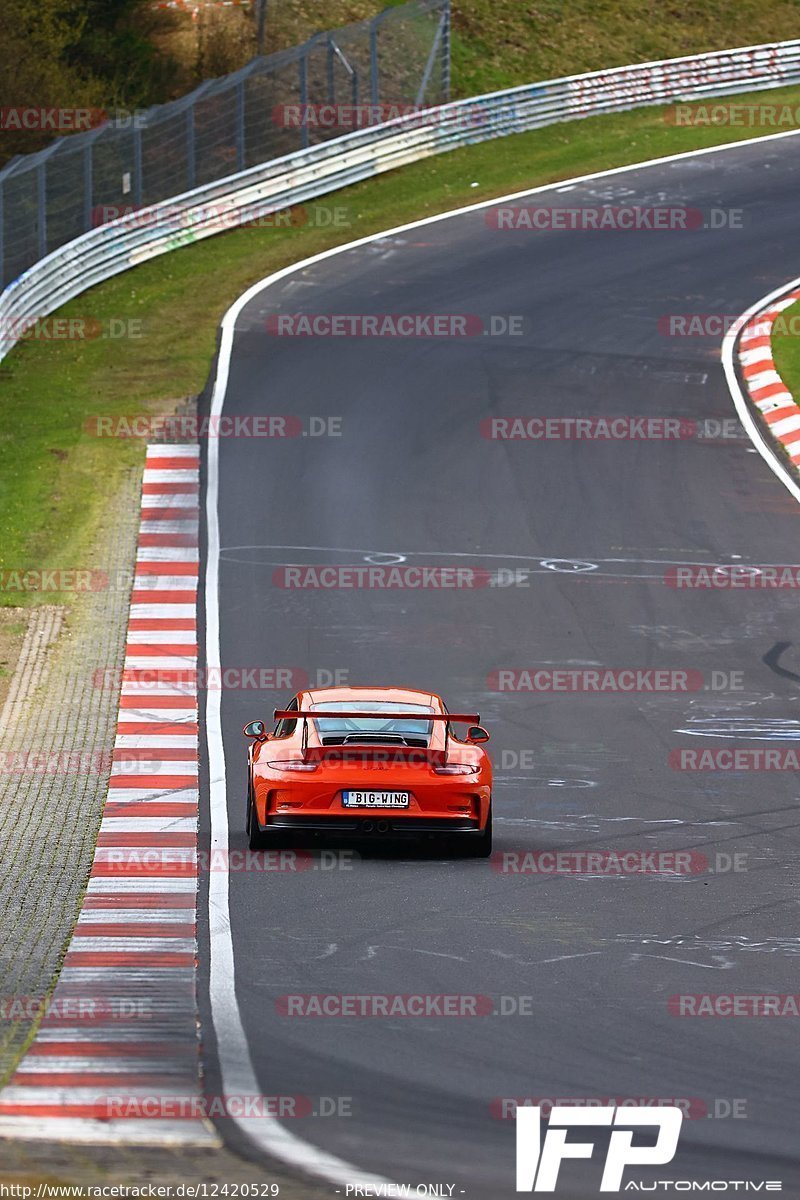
[[236, 79, 246, 170], [37, 162, 47, 259]]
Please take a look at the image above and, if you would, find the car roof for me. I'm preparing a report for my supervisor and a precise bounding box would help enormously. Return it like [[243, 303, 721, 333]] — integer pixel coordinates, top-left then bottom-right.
[[303, 686, 442, 710]]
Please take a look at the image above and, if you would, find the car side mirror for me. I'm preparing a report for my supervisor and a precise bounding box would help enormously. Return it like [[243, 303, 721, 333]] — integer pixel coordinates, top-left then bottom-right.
[[467, 725, 490, 743], [243, 720, 267, 739]]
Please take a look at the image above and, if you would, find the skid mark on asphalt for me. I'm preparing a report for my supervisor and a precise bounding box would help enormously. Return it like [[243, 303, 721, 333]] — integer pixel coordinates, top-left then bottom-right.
[[577, 814, 738, 825], [357, 946, 469, 963], [220, 543, 784, 583], [629, 624, 739, 650], [617, 934, 800, 956], [674, 717, 800, 739], [495, 777, 596, 790], [630, 953, 736, 970], [490, 949, 604, 967]]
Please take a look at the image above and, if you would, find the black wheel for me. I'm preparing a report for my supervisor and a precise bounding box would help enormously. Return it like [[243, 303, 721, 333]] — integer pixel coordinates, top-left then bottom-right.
[[453, 807, 492, 858], [246, 776, 266, 850]]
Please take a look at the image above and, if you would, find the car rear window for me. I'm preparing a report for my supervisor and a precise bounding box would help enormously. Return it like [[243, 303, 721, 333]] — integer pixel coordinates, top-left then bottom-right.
[[310, 700, 434, 738]]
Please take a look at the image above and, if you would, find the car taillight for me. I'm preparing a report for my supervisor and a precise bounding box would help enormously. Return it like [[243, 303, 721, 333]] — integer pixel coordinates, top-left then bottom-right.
[[433, 763, 478, 775], [267, 760, 318, 772]]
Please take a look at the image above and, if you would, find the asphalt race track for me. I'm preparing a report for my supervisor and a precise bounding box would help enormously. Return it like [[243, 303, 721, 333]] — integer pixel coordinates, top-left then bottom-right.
[[197, 134, 800, 1196]]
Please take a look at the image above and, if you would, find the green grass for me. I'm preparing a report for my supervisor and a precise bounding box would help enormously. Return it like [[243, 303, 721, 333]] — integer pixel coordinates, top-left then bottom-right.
[[446, 0, 800, 99], [238, 1, 800, 102], [771, 299, 800, 410], [3, 83, 800, 606]]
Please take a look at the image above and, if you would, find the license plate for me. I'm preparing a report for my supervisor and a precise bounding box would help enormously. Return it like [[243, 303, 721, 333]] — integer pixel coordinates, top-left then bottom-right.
[[342, 790, 410, 808]]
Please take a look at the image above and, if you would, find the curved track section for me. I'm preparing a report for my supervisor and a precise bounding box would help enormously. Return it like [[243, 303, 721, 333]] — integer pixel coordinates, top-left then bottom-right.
[[199, 134, 800, 1196]]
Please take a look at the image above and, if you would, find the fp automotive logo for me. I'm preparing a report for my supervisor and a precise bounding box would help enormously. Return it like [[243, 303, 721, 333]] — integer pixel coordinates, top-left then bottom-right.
[[516, 1105, 683, 1191]]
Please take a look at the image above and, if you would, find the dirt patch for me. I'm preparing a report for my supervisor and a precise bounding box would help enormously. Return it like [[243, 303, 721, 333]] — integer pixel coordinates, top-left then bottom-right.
[[149, 7, 258, 89]]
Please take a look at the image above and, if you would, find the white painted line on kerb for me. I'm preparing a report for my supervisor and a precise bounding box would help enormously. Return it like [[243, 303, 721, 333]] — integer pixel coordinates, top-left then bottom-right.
[[123, 655, 198, 669], [141, 495, 199, 508], [204, 124, 800, 1186], [0, 1116, 212, 1145], [115, 735, 199, 749], [88, 877, 198, 893], [722, 273, 800, 506]]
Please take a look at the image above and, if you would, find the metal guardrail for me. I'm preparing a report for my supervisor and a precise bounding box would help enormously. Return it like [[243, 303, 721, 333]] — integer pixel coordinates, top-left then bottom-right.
[[0, 0, 450, 291], [2, 37, 800, 361]]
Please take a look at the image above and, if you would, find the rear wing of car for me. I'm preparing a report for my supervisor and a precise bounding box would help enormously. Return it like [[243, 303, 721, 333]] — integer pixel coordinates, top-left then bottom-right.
[[273, 711, 480, 723], [272, 709, 481, 763]]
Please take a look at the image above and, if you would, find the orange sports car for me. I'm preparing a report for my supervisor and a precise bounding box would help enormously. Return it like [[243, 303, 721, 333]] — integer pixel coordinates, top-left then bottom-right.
[[244, 686, 492, 855]]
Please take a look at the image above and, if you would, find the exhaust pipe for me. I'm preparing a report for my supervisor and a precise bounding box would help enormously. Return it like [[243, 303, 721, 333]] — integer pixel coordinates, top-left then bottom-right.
[[376, 820, 390, 834], [362, 821, 375, 833]]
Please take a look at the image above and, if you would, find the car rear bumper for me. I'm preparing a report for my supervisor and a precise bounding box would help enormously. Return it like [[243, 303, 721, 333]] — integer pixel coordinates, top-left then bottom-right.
[[253, 773, 491, 827], [262, 815, 484, 837]]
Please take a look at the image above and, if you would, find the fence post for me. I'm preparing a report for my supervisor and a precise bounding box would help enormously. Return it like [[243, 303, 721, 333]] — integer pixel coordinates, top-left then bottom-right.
[[370, 16, 380, 105], [299, 51, 309, 149], [83, 141, 93, 232], [133, 126, 143, 207], [0, 177, 4, 292], [37, 162, 47, 259], [369, 10, 391, 105], [327, 36, 336, 103], [415, 0, 449, 107], [256, 0, 267, 54], [187, 106, 196, 190], [442, 0, 451, 101], [236, 79, 246, 170]]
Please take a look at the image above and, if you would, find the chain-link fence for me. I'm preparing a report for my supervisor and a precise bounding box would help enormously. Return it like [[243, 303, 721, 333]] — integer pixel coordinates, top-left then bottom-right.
[[0, 0, 450, 290]]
